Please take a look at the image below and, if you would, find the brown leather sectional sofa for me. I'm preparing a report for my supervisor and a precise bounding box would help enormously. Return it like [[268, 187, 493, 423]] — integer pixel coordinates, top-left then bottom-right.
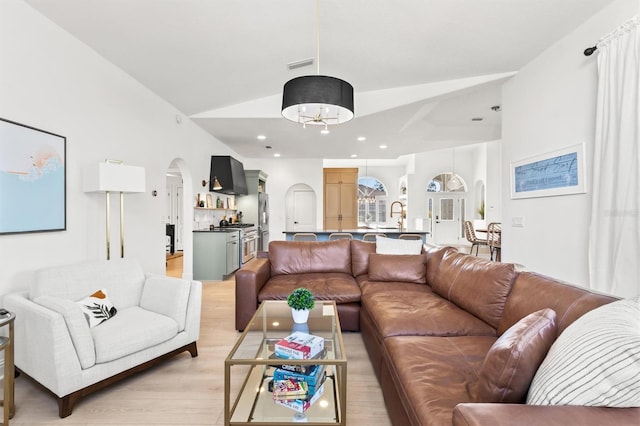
[[235, 239, 640, 425]]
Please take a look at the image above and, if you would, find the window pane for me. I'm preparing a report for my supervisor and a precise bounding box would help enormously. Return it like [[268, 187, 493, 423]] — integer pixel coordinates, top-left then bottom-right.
[[441, 198, 454, 221]]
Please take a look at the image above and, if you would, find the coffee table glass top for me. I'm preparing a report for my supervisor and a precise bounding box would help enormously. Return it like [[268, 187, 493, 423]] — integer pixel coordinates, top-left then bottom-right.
[[225, 300, 347, 425]]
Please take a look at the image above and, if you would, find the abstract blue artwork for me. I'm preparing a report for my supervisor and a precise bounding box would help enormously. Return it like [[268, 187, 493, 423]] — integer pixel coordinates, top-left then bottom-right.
[[0, 118, 66, 234], [511, 144, 586, 199]]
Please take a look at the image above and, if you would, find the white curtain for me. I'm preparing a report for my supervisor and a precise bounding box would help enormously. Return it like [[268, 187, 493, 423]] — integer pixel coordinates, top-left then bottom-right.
[[589, 16, 640, 298]]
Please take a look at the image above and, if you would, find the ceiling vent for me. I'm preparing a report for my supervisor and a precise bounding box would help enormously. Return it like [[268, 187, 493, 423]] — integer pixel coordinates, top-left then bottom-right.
[[287, 58, 314, 70]]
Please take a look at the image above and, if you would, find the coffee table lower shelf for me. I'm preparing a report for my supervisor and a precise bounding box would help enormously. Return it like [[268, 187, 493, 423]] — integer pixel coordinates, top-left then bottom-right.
[[227, 363, 341, 425]]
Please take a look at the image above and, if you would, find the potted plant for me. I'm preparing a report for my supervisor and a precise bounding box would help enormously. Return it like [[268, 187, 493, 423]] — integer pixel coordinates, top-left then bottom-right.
[[287, 288, 315, 323]]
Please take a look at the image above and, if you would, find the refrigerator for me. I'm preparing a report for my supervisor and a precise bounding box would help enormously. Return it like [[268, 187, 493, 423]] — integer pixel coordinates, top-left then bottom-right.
[[236, 170, 269, 251], [258, 192, 269, 251]]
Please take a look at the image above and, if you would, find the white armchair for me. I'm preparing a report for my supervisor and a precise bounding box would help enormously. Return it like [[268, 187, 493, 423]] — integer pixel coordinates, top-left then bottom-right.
[[4, 258, 201, 417]]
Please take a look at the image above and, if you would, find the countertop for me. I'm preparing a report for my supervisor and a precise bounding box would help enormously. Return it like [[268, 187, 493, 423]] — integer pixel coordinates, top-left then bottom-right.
[[283, 228, 428, 234], [193, 228, 240, 233]]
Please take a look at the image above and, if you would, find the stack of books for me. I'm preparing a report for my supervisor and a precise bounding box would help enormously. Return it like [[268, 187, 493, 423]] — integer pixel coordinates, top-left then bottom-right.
[[270, 331, 327, 413]]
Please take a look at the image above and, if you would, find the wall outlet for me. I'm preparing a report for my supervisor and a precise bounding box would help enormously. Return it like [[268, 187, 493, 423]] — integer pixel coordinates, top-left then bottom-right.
[[512, 216, 525, 228]]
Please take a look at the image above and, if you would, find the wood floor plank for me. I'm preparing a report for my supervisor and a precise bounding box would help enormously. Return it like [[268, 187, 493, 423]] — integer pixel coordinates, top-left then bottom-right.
[[10, 268, 391, 425]]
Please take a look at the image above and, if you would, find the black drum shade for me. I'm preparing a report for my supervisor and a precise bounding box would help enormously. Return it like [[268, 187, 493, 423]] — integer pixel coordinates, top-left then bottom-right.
[[281, 75, 354, 126]]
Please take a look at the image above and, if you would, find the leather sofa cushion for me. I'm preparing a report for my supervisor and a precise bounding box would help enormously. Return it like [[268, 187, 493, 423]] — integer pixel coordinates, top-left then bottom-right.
[[430, 251, 518, 329], [269, 240, 352, 276], [258, 272, 361, 304], [384, 335, 496, 426], [361, 284, 496, 337], [498, 271, 616, 335], [368, 253, 426, 284], [474, 308, 557, 403], [425, 245, 458, 285], [351, 240, 377, 277]]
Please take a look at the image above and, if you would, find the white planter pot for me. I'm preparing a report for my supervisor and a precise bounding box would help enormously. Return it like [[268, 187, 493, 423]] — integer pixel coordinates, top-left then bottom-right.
[[291, 308, 310, 324]]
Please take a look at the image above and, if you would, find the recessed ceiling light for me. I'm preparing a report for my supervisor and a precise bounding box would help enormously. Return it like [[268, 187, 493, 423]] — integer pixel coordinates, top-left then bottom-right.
[[320, 128, 330, 135], [379, 145, 388, 149], [257, 135, 267, 140], [351, 154, 357, 158], [357, 136, 366, 141], [274, 153, 281, 157]]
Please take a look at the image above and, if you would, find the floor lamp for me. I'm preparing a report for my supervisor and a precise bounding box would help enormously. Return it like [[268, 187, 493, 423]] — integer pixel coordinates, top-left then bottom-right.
[[83, 160, 146, 260]]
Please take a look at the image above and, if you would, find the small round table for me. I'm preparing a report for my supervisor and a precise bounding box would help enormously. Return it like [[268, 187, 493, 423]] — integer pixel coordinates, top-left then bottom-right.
[[0, 311, 15, 425]]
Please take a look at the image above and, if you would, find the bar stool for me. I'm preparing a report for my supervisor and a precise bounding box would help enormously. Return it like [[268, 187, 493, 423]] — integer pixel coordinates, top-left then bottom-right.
[[292, 233, 317, 241], [362, 233, 385, 241], [398, 234, 422, 240], [328, 233, 353, 240], [0, 310, 15, 425]]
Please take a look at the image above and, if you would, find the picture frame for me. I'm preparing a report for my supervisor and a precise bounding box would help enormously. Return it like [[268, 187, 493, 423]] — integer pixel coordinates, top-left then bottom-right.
[[510, 143, 586, 199], [0, 118, 66, 234], [206, 194, 213, 208]]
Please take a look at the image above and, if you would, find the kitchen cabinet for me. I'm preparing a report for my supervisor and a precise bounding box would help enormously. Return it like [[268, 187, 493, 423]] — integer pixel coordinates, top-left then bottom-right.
[[193, 230, 240, 280], [323, 168, 358, 230], [226, 236, 240, 275]]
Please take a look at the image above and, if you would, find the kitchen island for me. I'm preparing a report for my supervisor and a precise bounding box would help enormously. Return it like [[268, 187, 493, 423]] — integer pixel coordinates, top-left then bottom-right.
[[283, 228, 429, 242]]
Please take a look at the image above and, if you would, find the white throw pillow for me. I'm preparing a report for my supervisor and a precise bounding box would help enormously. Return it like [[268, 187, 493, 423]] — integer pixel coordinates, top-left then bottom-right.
[[526, 297, 640, 407], [375, 235, 422, 255], [76, 288, 118, 328]]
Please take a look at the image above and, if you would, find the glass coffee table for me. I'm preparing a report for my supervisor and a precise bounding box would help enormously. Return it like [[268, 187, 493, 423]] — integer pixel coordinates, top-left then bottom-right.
[[225, 300, 347, 425]]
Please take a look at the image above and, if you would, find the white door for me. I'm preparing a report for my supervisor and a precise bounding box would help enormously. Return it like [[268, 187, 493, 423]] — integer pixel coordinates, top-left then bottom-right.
[[433, 194, 465, 245], [426, 197, 435, 244], [293, 190, 315, 231]]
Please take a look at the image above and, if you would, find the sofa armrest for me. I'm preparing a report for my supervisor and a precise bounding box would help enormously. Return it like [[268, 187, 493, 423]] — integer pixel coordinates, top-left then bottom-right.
[[184, 280, 202, 342], [141, 274, 194, 331], [235, 258, 271, 331], [4, 292, 83, 397], [453, 403, 640, 426]]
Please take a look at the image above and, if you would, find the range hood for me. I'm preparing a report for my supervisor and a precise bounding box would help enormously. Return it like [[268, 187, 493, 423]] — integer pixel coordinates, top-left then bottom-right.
[[209, 155, 248, 195]]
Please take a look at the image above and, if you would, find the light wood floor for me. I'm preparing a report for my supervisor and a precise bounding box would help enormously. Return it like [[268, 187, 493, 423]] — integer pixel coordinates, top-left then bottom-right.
[[11, 256, 391, 425]]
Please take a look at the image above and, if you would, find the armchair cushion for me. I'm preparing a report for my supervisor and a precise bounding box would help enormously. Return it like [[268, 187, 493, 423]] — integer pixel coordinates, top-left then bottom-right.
[[91, 307, 179, 363], [140, 275, 191, 331], [30, 258, 145, 310], [34, 295, 96, 369]]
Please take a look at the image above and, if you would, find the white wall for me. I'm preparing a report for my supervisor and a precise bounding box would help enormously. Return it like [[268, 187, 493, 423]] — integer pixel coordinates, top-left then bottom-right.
[[485, 140, 502, 223], [242, 158, 324, 240], [501, 0, 638, 289], [0, 0, 239, 295]]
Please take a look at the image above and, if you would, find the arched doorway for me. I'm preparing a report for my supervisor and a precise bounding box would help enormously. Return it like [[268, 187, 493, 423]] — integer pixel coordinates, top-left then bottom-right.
[[165, 158, 194, 280], [285, 184, 317, 232], [426, 172, 468, 245]]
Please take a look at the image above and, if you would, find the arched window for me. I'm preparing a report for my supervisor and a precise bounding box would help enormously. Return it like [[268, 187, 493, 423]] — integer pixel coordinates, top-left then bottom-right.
[[358, 177, 388, 225], [427, 173, 467, 192]]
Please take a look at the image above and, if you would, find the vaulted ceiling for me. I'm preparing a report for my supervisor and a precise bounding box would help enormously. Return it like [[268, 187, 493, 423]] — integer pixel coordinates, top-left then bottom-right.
[[25, 0, 614, 159]]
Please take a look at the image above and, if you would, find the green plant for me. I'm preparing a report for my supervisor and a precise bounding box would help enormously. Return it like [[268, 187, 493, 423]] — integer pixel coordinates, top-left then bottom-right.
[[287, 288, 315, 311], [477, 200, 485, 219]]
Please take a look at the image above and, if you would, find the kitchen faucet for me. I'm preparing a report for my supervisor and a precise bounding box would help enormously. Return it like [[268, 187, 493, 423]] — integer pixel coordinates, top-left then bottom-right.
[[390, 201, 405, 231]]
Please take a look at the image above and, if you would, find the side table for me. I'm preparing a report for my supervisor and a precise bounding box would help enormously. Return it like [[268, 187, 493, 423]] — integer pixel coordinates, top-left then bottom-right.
[[0, 311, 15, 425]]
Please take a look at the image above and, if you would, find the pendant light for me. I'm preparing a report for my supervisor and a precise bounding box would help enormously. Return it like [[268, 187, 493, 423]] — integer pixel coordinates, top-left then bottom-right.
[[281, 0, 354, 132]]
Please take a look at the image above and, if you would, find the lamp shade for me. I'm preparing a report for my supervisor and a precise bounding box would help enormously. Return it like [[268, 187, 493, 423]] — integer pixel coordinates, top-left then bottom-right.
[[83, 162, 146, 193], [282, 75, 354, 125]]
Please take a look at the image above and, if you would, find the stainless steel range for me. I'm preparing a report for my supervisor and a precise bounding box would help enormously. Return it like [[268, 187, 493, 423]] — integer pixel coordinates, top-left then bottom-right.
[[218, 223, 257, 265]]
